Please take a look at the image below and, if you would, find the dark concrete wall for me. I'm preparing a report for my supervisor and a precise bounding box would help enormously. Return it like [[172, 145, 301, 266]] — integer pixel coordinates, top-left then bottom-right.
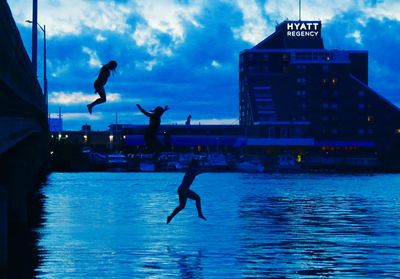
[[0, 0, 48, 272], [0, 186, 7, 269]]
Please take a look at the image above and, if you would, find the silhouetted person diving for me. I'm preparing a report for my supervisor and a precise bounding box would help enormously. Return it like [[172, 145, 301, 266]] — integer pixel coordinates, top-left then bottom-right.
[[87, 60, 118, 114], [136, 104, 168, 157], [167, 159, 207, 224]]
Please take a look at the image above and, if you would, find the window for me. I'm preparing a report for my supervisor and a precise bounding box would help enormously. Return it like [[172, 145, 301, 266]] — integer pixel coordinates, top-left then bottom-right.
[[263, 54, 269, 61], [358, 129, 365, 135], [283, 66, 289, 73], [322, 103, 329, 109], [358, 103, 365, 110], [297, 77, 306, 84], [322, 116, 329, 122], [358, 91, 365, 97], [283, 53, 289, 61], [322, 65, 329, 72], [368, 115, 374, 122], [281, 127, 288, 137], [296, 90, 306, 96], [268, 127, 275, 137], [332, 78, 338, 85], [331, 103, 338, 110], [296, 65, 306, 71]]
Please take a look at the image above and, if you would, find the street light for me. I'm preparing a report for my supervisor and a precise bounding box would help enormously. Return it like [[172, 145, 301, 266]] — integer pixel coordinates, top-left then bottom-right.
[[26, 20, 48, 116]]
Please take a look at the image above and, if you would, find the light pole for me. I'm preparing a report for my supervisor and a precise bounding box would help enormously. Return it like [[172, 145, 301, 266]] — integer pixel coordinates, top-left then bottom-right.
[[26, 20, 47, 116], [32, 0, 37, 78]]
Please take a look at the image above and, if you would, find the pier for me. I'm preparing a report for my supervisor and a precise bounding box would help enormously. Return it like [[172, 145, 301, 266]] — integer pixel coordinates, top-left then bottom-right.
[[0, 0, 48, 273]]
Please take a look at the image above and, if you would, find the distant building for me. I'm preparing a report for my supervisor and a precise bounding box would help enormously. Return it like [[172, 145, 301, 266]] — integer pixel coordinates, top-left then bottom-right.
[[49, 117, 63, 132], [185, 114, 192, 125], [239, 20, 400, 150], [81, 124, 91, 132]]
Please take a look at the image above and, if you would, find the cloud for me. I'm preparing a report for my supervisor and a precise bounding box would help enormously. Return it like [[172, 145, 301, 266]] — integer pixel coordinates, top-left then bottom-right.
[[49, 91, 121, 104], [62, 112, 103, 120], [231, 0, 269, 44], [348, 30, 362, 45], [211, 60, 221, 68], [362, 0, 400, 21], [132, 24, 173, 57], [82, 47, 102, 67], [176, 118, 239, 125], [11, 0, 132, 37], [131, 0, 204, 58]]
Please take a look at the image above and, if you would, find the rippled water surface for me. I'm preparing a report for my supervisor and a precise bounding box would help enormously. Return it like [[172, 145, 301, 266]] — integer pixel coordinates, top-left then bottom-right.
[[36, 173, 400, 278]]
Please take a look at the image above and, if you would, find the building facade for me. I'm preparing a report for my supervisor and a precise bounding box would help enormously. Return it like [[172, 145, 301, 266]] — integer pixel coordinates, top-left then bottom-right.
[[239, 21, 400, 152]]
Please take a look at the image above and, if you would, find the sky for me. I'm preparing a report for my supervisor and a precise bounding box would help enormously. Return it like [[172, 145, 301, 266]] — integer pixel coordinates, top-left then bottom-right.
[[7, 0, 400, 130]]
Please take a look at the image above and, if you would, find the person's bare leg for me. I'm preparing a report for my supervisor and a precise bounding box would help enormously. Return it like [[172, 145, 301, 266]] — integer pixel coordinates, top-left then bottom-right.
[[87, 88, 106, 114], [187, 190, 206, 220], [167, 195, 187, 224]]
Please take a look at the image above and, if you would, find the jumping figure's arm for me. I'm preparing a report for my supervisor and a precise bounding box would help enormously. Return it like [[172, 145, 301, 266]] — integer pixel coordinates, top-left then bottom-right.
[[136, 104, 152, 117]]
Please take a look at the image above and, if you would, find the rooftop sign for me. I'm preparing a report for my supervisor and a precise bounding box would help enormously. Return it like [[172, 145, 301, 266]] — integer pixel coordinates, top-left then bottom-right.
[[286, 21, 321, 38]]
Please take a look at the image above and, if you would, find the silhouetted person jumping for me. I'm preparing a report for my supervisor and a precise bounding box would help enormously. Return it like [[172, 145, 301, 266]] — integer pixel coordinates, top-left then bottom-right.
[[167, 159, 206, 224], [87, 60, 118, 114], [136, 104, 168, 157]]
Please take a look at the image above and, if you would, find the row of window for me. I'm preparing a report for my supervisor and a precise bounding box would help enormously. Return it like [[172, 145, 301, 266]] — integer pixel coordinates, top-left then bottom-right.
[[322, 115, 374, 122], [243, 65, 333, 74], [322, 128, 374, 135], [294, 52, 332, 61], [294, 90, 366, 98]]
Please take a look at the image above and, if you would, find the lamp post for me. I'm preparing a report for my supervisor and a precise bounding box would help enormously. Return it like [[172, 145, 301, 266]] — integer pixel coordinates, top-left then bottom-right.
[[26, 20, 47, 116]]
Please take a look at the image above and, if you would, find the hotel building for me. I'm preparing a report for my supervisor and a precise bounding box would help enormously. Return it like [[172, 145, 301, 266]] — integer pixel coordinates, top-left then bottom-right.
[[239, 21, 400, 152]]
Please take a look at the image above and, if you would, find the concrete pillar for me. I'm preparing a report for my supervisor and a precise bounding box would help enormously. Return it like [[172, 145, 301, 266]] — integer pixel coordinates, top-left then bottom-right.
[[0, 185, 7, 268]]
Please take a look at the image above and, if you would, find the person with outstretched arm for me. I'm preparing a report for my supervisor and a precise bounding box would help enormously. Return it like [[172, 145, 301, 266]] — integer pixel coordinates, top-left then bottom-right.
[[136, 104, 168, 157], [167, 159, 207, 224]]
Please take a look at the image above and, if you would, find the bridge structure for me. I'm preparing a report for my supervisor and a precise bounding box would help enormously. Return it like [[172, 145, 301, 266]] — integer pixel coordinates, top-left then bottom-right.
[[0, 0, 49, 273]]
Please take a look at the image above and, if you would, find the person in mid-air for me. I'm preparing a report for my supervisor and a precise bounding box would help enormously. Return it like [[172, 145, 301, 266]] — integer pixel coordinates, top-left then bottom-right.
[[136, 104, 168, 157], [167, 159, 207, 224], [87, 60, 117, 114]]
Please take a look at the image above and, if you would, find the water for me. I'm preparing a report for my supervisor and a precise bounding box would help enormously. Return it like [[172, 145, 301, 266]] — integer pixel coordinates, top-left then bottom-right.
[[34, 173, 400, 278]]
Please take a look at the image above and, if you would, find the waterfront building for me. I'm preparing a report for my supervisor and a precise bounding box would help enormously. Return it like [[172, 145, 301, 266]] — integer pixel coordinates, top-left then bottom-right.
[[239, 20, 400, 154], [48, 117, 63, 132]]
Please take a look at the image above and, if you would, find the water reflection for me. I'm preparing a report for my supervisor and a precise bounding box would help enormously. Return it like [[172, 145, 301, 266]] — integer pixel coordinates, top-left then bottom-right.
[[167, 247, 203, 279], [6, 191, 46, 278], [238, 194, 400, 278]]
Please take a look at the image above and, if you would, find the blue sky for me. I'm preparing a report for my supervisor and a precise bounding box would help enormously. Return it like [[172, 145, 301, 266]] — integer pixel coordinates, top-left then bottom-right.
[[8, 0, 400, 130]]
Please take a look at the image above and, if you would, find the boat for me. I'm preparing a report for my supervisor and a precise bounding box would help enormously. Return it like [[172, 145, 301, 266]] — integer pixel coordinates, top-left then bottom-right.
[[138, 153, 155, 172], [105, 153, 128, 172], [237, 160, 265, 173]]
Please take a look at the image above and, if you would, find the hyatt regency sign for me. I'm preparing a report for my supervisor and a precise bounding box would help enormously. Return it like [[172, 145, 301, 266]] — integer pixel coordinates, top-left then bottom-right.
[[286, 21, 320, 37]]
